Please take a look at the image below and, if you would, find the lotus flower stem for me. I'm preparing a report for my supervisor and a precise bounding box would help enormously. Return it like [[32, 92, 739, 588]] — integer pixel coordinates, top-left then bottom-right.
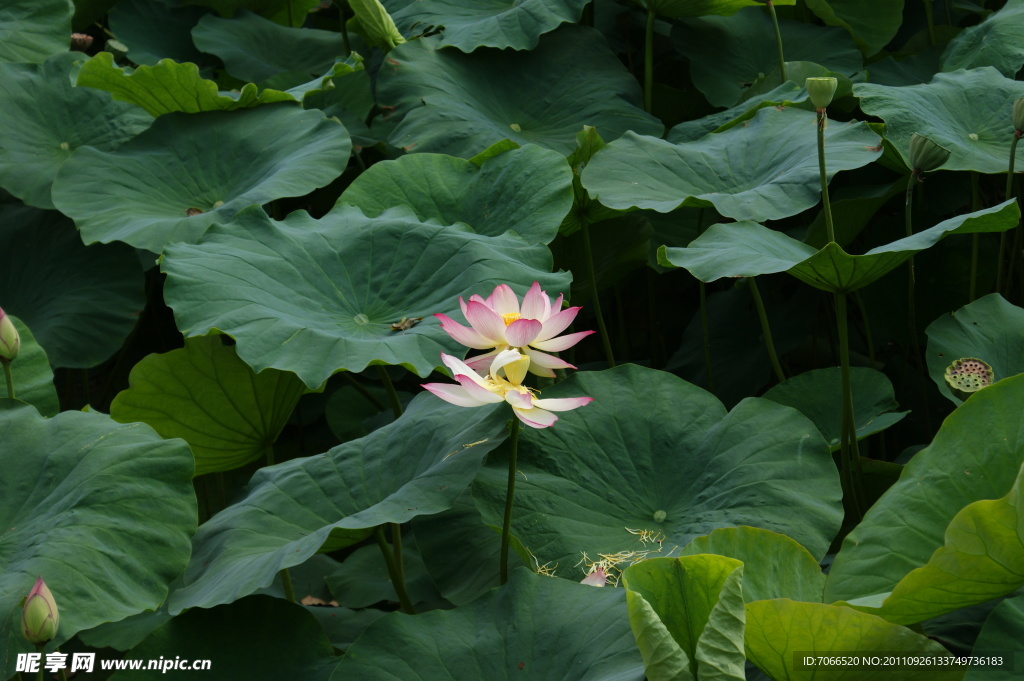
[[391, 523, 406, 588], [499, 416, 522, 585], [747, 278, 785, 383], [905, 172, 920, 344], [922, 0, 936, 46], [287, 0, 295, 27], [335, 0, 351, 53], [375, 525, 416, 613], [852, 291, 876, 369], [816, 110, 836, 243], [766, 1, 786, 82], [835, 292, 865, 521], [35, 646, 43, 681], [279, 568, 296, 603], [2, 361, 12, 400], [970, 172, 982, 300], [644, 6, 655, 114], [997, 135, 1020, 293], [696, 209, 715, 391], [581, 223, 616, 367], [377, 365, 403, 419]]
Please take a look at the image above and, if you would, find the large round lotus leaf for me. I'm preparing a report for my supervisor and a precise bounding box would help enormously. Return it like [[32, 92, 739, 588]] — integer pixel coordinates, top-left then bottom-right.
[[763, 367, 908, 451], [168, 394, 509, 613], [926, 294, 1024, 406], [803, 0, 904, 57], [673, 8, 861, 108], [324, 541, 439, 609], [160, 204, 571, 388], [645, 0, 793, 19], [110, 335, 307, 476], [338, 144, 572, 244], [581, 107, 881, 222], [942, 0, 1024, 77], [0, 52, 152, 210], [966, 594, 1024, 681], [0, 402, 195, 677], [667, 82, 809, 144], [384, 0, 586, 51], [192, 10, 347, 84], [188, 0, 320, 26], [0, 204, 144, 368], [109, 0, 213, 66], [856, 68, 1024, 174], [658, 201, 1020, 293], [330, 569, 644, 681], [745, 600, 962, 681], [473, 365, 843, 573], [0, 0, 72, 64], [75, 53, 297, 116], [5, 316, 59, 417], [51, 105, 351, 252], [108, 596, 337, 681], [825, 374, 1024, 603], [376, 24, 662, 158]]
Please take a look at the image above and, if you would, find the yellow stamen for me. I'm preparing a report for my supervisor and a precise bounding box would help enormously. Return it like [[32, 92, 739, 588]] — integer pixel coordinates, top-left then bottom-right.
[[502, 312, 521, 326]]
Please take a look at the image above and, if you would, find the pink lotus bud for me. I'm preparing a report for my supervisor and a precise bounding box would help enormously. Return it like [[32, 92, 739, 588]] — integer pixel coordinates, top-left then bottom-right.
[[0, 306, 20, 362], [21, 577, 59, 644]]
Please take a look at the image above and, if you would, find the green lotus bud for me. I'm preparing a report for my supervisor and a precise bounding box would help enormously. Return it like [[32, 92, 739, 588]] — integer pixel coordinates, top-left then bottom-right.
[[0, 306, 19, 362], [347, 0, 405, 51], [944, 357, 994, 400], [908, 133, 950, 173], [805, 77, 838, 110], [21, 577, 59, 644], [1014, 98, 1024, 133]]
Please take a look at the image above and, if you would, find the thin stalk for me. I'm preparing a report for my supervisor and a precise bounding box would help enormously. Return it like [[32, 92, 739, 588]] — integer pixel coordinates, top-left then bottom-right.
[[905, 173, 919, 349], [835, 293, 865, 521], [287, 0, 295, 27], [279, 568, 296, 602], [766, 1, 786, 82], [35, 645, 43, 681], [581, 222, 616, 367], [852, 291, 876, 369], [644, 6, 655, 114], [342, 371, 388, 411], [997, 134, 1021, 293], [377, 365, 403, 419], [336, 0, 351, 53], [2, 360, 13, 399], [970, 171, 982, 301], [376, 526, 416, 613], [391, 523, 406, 588], [748, 278, 785, 383], [499, 417, 521, 586], [922, 0, 936, 46], [816, 110, 836, 243], [696, 209, 715, 392]]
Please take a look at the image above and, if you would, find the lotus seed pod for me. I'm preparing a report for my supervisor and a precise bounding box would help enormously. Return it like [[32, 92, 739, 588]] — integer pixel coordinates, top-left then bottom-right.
[[805, 77, 838, 110], [1014, 98, 1024, 133], [70, 33, 94, 51], [944, 357, 994, 400], [0, 306, 20, 362], [21, 577, 59, 644], [908, 133, 951, 173]]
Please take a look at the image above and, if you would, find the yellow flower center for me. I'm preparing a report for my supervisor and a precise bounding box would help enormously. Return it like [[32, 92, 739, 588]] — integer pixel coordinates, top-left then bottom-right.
[[502, 312, 521, 326]]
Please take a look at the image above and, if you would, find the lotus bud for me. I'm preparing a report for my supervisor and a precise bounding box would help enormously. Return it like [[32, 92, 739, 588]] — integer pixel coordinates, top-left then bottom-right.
[[1014, 98, 1024, 134], [21, 578, 59, 644], [805, 77, 838, 110], [908, 133, 950, 174], [944, 357, 993, 401], [0, 307, 20, 362]]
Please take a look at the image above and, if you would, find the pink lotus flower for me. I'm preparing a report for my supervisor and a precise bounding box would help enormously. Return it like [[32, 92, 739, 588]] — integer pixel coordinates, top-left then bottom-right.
[[422, 349, 592, 429], [435, 282, 594, 378]]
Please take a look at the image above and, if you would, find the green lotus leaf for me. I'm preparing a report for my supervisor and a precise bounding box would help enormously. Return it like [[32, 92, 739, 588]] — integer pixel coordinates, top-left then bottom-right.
[[186, 0, 320, 26], [168, 394, 508, 613], [0, 204, 144, 368], [473, 365, 843, 575], [109, 0, 213, 66], [75, 53, 297, 116], [192, 10, 347, 84], [763, 367, 908, 451], [623, 555, 746, 681], [338, 144, 573, 244], [926, 294, 1024, 405], [667, 82, 809, 144], [160, 204, 570, 388], [942, 0, 1024, 76], [678, 526, 826, 603], [856, 68, 1024, 174], [0, 0, 72, 64], [107, 596, 336, 681], [0, 402, 195, 677], [384, 0, 587, 51], [804, 0, 904, 57], [965, 594, 1024, 681], [646, 0, 793, 19], [582, 107, 880, 223], [658, 201, 1019, 293], [51, 105, 351, 252], [745, 600, 963, 681], [558, 126, 625, 236], [376, 24, 662, 157], [0, 52, 151, 210], [329, 569, 644, 681], [324, 541, 439, 609], [673, 7, 861, 108], [825, 374, 1024, 603], [843, 461, 1024, 625], [110, 335, 307, 476], [5, 317, 59, 417], [301, 63, 375, 147]]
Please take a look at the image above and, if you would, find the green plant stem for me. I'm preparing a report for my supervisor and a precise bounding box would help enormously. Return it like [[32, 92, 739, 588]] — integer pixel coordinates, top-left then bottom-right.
[[581, 222, 616, 367], [922, 0, 936, 46], [499, 417, 521, 586], [391, 522, 406, 588], [997, 134, 1021, 294], [279, 568, 296, 602], [970, 171, 982, 301], [287, 0, 295, 27], [766, 1, 786, 82], [852, 291, 876, 369], [342, 371, 388, 411], [35, 645, 44, 681], [748, 278, 785, 383], [696, 209, 715, 392], [377, 365, 403, 419], [335, 0, 351, 53], [835, 292, 864, 521], [644, 6, 655, 114], [905, 173, 919, 347], [376, 525, 416, 613], [816, 110, 836, 243], [2, 360, 13, 399]]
